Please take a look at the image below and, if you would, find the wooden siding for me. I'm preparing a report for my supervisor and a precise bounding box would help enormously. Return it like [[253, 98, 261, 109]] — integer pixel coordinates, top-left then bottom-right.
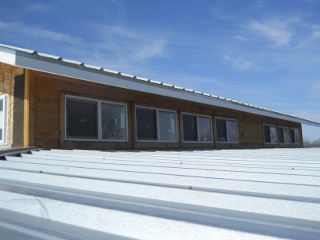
[[31, 70, 302, 150], [0, 63, 24, 147]]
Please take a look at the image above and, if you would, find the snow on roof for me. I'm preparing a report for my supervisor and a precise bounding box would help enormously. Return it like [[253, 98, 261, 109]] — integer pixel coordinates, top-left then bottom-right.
[[0, 148, 320, 239], [0, 43, 320, 127]]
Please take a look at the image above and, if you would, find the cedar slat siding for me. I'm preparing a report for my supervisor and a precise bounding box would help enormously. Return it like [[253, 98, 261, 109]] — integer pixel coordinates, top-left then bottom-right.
[[32, 71, 302, 149]]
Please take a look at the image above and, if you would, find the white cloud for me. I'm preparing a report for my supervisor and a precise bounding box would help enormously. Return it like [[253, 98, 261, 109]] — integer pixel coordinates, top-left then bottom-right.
[[91, 24, 167, 61], [254, 0, 265, 8], [235, 35, 247, 42], [248, 18, 295, 47], [0, 21, 82, 45], [223, 55, 254, 71], [312, 30, 320, 38]]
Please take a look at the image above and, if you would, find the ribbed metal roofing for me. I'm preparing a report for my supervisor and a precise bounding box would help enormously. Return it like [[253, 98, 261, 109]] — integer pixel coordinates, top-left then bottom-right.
[[0, 43, 320, 127], [0, 148, 320, 239]]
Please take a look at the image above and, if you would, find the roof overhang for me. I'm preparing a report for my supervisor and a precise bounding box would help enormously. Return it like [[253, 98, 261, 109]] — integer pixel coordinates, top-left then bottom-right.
[[1, 44, 319, 127]]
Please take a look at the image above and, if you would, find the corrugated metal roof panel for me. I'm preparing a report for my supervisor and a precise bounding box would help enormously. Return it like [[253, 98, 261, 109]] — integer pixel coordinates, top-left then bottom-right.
[[0, 148, 320, 239]]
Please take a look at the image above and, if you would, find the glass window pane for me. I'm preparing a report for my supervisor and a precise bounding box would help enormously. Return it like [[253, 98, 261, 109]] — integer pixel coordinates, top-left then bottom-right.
[[270, 126, 278, 144], [159, 111, 176, 141], [198, 116, 212, 142], [216, 119, 227, 142], [291, 129, 295, 143], [136, 108, 157, 140], [279, 128, 284, 143], [264, 125, 271, 143], [183, 115, 197, 141], [66, 98, 98, 139], [294, 129, 300, 144], [227, 120, 238, 142], [101, 103, 126, 140], [284, 128, 291, 144]]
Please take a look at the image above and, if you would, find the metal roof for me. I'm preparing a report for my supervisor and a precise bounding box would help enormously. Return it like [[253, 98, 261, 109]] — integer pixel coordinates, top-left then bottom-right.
[[0, 43, 320, 127], [0, 148, 320, 239]]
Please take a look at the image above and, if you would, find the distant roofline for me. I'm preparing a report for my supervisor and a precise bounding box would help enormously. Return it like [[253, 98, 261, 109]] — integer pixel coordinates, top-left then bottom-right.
[[0, 43, 319, 127]]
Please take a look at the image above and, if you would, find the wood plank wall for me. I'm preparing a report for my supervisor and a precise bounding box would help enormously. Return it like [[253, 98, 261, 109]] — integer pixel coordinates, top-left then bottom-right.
[[32, 70, 302, 150], [0, 63, 24, 147]]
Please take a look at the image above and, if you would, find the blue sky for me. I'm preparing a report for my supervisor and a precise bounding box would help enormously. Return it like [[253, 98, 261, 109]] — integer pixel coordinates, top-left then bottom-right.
[[1, 0, 320, 140]]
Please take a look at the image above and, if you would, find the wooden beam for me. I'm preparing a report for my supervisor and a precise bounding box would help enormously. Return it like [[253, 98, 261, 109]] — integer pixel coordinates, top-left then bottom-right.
[[23, 69, 35, 147]]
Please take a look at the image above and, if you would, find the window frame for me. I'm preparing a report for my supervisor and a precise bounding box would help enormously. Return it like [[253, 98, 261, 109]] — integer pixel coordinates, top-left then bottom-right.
[[65, 95, 128, 142], [0, 94, 8, 145], [278, 126, 290, 144], [263, 124, 278, 144], [215, 117, 239, 143], [135, 105, 178, 143], [182, 113, 214, 143]]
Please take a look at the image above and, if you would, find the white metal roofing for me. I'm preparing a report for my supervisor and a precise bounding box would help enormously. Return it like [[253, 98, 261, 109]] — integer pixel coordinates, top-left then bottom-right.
[[0, 43, 320, 127], [0, 148, 320, 239]]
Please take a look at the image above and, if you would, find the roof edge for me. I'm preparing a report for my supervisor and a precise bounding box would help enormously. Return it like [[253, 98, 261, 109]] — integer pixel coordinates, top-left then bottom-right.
[[1, 44, 319, 127]]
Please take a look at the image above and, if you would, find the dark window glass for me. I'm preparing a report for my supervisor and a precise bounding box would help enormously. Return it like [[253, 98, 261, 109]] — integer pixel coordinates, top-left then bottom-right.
[[216, 119, 227, 142], [136, 108, 157, 140], [183, 115, 197, 141], [66, 98, 98, 139], [101, 103, 126, 140], [226, 120, 238, 142], [198, 116, 212, 142], [159, 111, 176, 141], [279, 128, 284, 143], [264, 125, 271, 143], [291, 129, 296, 143]]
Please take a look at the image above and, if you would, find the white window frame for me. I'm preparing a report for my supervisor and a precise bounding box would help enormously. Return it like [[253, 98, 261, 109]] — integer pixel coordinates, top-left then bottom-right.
[[278, 126, 290, 144], [65, 95, 128, 142], [215, 117, 239, 143], [135, 105, 178, 142], [0, 94, 8, 145], [290, 128, 300, 144], [182, 113, 213, 143], [263, 124, 278, 144]]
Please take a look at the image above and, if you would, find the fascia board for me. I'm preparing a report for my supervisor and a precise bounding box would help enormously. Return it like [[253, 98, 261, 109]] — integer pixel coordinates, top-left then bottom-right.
[[5, 50, 320, 127], [0, 46, 16, 66]]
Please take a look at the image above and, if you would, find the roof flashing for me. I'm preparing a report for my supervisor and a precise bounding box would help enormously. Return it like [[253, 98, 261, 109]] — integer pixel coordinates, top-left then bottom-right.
[[0, 43, 319, 127]]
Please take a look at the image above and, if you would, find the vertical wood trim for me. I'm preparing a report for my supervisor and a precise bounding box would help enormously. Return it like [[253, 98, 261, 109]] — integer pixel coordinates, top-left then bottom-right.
[[29, 70, 35, 146], [24, 69, 35, 147], [23, 69, 30, 147]]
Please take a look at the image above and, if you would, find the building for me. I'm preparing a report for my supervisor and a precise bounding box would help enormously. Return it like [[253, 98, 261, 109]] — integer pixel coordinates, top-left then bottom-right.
[[0, 44, 319, 150]]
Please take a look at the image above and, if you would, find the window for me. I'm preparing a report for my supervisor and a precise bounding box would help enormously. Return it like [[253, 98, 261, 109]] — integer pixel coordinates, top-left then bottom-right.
[[66, 95, 127, 141], [215, 118, 238, 143], [278, 127, 290, 144], [0, 94, 8, 145], [136, 106, 177, 142], [101, 102, 127, 140], [291, 128, 301, 144], [264, 125, 278, 144], [182, 114, 213, 142]]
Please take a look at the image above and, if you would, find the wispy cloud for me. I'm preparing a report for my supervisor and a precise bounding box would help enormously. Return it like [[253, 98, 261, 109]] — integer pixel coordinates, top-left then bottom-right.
[[248, 18, 295, 47], [0, 20, 83, 45], [25, 3, 52, 12], [90, 24, 167, 61], [254, 0, 266, 9], [223, 55, 254, 71]]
